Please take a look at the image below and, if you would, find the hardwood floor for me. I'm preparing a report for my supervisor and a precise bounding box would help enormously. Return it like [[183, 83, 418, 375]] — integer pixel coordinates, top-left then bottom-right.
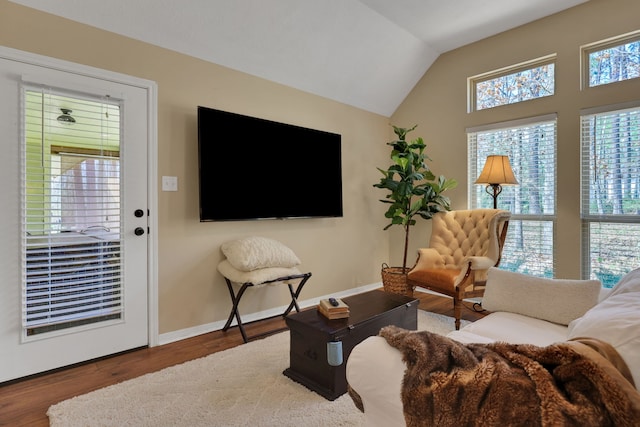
[[0, 290, 485, 426]]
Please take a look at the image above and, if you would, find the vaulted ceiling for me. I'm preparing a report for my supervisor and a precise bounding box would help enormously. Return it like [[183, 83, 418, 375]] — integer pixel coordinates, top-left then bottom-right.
[[11, 0, 588, 116]]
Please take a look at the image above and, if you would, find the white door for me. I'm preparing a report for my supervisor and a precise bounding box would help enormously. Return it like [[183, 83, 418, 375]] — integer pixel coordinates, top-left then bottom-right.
[[0, 49, 153, 382]]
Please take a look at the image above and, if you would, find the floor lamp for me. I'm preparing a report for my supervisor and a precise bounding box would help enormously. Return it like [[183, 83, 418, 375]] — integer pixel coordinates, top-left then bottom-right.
[[475, 155, 518, 209]]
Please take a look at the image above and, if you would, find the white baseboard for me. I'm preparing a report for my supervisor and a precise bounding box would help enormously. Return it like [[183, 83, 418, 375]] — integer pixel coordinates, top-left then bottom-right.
[[157, 282, 382, 346]]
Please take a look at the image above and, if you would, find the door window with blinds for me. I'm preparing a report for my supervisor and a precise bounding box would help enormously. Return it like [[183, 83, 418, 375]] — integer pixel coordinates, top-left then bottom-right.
[[581, 103, 640, 287], [22, 88, 123, 338], [468, 115, 557, 277]]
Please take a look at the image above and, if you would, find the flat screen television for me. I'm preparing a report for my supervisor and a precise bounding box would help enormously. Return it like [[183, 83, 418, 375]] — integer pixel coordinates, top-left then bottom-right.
[[197, 106, 343, 221]]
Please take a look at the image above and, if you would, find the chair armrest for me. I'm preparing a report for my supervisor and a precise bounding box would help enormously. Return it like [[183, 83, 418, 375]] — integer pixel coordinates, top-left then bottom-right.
[[346, 336, 406, 426], [411, 248, 445, 271], [462, 256, 496, 271], [453, 256, 495, 288]]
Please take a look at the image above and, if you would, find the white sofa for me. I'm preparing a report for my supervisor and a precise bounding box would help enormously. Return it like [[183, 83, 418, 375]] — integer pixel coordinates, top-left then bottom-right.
[[346, 267, 640, 427]]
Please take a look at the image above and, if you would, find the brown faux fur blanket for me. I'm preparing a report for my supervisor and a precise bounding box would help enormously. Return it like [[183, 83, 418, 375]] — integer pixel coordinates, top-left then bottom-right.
[[349, 327, 640, 427]]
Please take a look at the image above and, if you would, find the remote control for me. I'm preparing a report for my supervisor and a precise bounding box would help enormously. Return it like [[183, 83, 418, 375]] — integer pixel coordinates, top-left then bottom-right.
[[328, 298, 339, 307]]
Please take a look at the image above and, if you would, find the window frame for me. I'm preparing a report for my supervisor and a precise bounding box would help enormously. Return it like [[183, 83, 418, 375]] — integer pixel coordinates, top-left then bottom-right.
[[467, 114, 558, 277], [581, 29, 640, 90], [21, 86, 125, 338], [468, 54, 556, 113], [580, 101, 640, 286]]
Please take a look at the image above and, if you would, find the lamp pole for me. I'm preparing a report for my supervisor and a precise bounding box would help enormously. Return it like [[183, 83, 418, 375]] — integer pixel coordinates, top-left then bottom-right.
[[486, 184, 503, 209]]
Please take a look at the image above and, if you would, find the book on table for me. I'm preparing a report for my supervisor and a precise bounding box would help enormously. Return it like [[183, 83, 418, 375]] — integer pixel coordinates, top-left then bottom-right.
[[318, 298, 349, 319]]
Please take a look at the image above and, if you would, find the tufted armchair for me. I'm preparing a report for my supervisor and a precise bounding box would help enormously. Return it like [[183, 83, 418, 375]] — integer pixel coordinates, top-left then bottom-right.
[[407, 209, 511, 329]]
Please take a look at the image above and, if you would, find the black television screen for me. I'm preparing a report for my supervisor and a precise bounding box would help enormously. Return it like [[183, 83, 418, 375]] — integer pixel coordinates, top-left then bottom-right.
[[197, 106, 343, 221]]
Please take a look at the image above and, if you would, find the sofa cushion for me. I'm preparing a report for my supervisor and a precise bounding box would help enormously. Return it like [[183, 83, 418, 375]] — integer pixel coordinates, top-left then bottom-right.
[[482, 268, 601, 325], [448, 311, 568, 346], [221, 236, 301, 272], [568, 291, 640, 389], [603, 267, 640, 300]]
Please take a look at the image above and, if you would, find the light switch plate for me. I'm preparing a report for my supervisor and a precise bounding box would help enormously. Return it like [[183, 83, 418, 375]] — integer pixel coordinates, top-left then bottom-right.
[[162, 176, 178, 191]]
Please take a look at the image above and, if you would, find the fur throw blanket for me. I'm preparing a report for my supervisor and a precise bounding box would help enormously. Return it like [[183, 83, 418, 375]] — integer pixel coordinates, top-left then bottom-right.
[[349, 327, 640, 427]]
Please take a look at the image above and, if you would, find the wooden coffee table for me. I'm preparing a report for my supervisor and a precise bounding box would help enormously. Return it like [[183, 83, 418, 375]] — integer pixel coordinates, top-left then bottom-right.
[[283, 289, 418, 400]]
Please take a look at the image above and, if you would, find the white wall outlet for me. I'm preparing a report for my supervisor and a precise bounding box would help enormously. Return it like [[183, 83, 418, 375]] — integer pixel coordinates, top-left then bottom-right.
[[162, 176, 178, 192]]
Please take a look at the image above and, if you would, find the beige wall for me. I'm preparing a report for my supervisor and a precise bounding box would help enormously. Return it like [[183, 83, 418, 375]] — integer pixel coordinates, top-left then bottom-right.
[[3, 0, 639, 337], [0, 1, 393, 335], [392, 0, 640, 280]]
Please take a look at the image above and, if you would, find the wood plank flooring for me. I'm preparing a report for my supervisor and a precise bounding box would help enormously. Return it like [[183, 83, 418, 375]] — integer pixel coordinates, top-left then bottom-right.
[[0, 290, 485, 426]]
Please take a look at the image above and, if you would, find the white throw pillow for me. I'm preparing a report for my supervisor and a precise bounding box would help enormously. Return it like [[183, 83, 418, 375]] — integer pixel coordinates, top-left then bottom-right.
[[482, 268, 601, 325], [221, 236, 301, 272], [603, 266, 640, 300], [568, 292, 640, 390]]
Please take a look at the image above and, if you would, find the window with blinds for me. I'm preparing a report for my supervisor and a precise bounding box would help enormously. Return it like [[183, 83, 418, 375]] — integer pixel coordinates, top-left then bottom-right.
[[22, 88, 123, 337], [580, 103, 640, 287], [468, 115, 557, 277]]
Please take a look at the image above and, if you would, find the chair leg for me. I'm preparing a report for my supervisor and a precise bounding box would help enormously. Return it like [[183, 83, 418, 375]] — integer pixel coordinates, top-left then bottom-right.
[[222, 273, 312, 343], [453, 297, 462, 330], [282, 273, 311, 316], [222, 279, 251, 343]]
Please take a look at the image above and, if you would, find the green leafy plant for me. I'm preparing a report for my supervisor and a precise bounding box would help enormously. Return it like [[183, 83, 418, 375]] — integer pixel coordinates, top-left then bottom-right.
[[374, 125, 458, 271]]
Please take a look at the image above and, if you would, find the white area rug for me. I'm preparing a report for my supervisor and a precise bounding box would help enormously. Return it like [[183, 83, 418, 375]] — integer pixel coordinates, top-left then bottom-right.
[[48, 311, 467, 427]]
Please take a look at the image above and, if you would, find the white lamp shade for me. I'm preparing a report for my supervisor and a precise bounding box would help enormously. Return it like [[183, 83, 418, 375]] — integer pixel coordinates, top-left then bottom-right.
[[475, 155, 518, 185]]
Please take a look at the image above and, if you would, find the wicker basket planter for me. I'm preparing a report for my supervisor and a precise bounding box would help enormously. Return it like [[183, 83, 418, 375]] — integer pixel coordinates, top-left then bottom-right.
[[381, 263, 414, 297]]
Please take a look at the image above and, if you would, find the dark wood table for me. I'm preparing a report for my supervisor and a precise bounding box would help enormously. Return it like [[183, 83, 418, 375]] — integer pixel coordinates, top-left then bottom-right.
[[283, 289, 418, 400]]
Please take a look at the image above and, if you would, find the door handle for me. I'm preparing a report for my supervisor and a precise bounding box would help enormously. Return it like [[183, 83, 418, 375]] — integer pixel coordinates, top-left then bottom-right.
[[134, 227, 145, 236], [134, 209, 144, 218]]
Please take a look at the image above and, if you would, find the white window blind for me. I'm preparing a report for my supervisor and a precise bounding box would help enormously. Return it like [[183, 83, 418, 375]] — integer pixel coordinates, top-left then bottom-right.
[[580, 103, 640, 287], [468, 115, 557, 277], [22, 88, 123, 336]]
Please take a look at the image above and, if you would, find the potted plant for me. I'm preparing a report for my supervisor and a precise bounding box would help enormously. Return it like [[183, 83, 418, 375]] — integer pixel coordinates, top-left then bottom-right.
[[374, 125, 457, 295]]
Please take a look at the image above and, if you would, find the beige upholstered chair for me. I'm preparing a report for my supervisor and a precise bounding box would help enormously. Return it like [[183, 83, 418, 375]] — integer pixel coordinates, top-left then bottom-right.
[[407, 209, 511, 329]]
